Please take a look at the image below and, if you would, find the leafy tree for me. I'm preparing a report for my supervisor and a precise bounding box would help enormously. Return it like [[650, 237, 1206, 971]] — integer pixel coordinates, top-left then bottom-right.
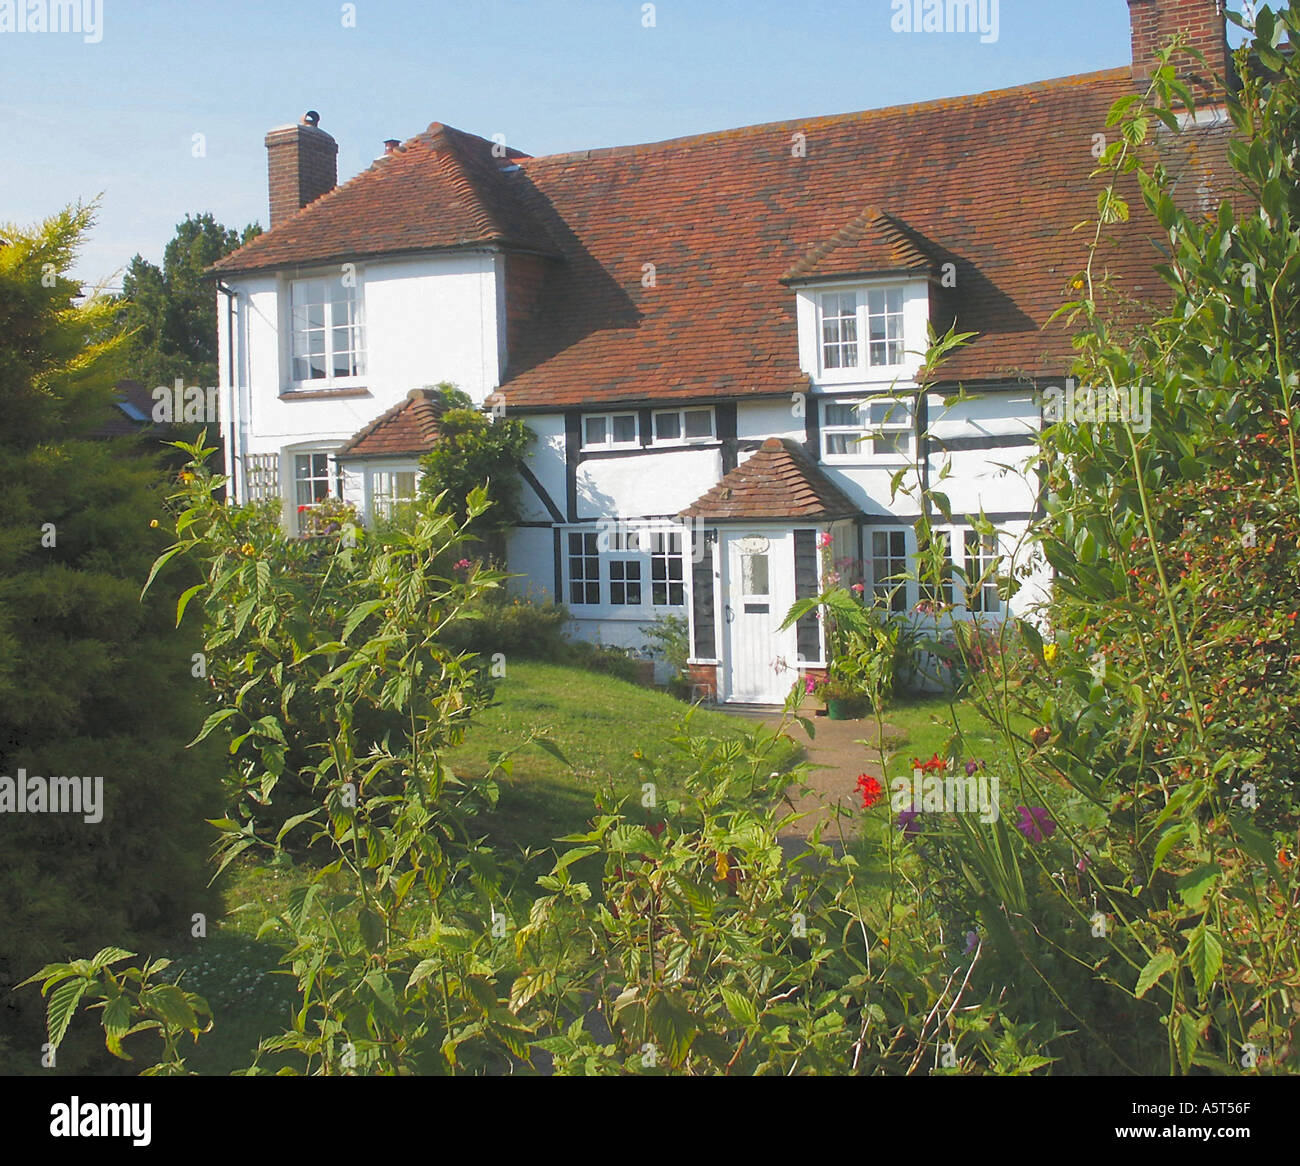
[[919, 10, 1300, 1074], [0, 204, 223, 1073], [416, 383, 534, 543], [118, 213, 260, 389]]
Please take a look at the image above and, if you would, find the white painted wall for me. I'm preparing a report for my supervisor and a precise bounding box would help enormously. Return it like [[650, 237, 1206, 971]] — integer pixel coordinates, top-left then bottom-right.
[[218, 250, 505, 519], [517, 413, 566, 523], [575, 447, 722, 519], [737, 398, 805, 440]]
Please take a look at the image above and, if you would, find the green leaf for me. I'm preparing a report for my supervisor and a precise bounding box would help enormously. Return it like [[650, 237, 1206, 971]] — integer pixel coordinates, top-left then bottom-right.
[[46, 978, 91, 1050], [141, 985, 199, 1034], [90, 947, 135, 972], [1173, 1011, 1202, 1072], [342, 599, 387, 643], [1135, 950, 1175, 999], [1152, 823, 1189, 874], [720, 986, 759, 1029], [1175, 863, 1220, 910], [188, 707, 239, 748], [174, 583, 205, 628], [509, 968, 555, 1010], [276, 809, 321, 845], [407, 958, 441, 993], [1185, 924, 1222, 1001]]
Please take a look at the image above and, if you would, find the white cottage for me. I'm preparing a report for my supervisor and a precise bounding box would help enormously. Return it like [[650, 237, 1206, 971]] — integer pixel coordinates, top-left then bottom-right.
[[208, 0, 1232, 704]]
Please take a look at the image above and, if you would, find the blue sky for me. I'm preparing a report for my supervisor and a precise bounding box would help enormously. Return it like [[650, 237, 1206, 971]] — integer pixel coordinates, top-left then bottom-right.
[[0, 0, 1242, 284]]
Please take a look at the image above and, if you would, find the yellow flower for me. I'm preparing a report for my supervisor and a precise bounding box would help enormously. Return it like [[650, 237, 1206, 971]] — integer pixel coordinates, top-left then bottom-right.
[[179, 471, 195, 483], [240, 542, 255, 556], [713, 851, 730, 882], [1043, 642, 1058, 665], [149, 519, 159, 529]]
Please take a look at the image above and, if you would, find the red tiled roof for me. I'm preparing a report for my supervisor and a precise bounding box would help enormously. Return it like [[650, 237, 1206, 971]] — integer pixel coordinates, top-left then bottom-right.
[[210, 124, 560, 274], [337, 387, 443, 458], [781, 208, 936, 283], [679, 438, 858, 521], [214, 68, 1234, 406], [497, 68, 1230, 404]]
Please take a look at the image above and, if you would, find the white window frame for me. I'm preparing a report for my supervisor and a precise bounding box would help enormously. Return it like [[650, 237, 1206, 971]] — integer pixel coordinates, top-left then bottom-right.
[[817, 285, 906, 379], [567, 530, 601, 606], [821, 396, 915, 463], [563, 524, 688, 614], [287, 446, 342, 536], [367, 466, 420, 524], [651, 407, 716, 447], [962, 529, 1002, 615], [580, 412, 640, 451], [870, 527, 911, 614], [285, 271, 366, 391]]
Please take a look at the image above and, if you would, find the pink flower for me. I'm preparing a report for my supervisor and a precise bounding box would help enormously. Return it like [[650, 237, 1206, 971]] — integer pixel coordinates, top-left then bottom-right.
[[805, 675, 816, 694], [851, 582, 865, 594], [818, 533, 833, 549], [454, 559, 472, 571]]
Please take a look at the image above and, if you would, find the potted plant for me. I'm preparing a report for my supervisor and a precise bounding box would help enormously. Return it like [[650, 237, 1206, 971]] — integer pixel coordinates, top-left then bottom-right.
[[814, 674, 869, 720]]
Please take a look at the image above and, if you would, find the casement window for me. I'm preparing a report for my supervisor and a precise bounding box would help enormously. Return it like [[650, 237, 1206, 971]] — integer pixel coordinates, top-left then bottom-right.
[[963, 530, 1001, 614], [295, 452, 337, 507], [582, 413, 639, 450], [650, 531, 685, 606], [819, 286, 905, 375], [606, 531, 643, 605], [565, 527, 687, 609], [821, 291, 859, 370], [918, 530, 954, 608], [568, 532, 601, 605], [369, 469, 418, 522], [871, 529, 909, 613], [289, 275, 364, 386], [652, 407, 715, 446], [822, 397, 914, 461]]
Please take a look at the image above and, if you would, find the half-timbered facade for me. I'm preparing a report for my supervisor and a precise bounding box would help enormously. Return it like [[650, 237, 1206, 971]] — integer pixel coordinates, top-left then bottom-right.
[[209, 0, 1233, 703]]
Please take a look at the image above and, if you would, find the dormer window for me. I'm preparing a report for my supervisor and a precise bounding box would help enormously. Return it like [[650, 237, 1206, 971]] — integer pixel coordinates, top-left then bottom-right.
[[819, 286, 904, 375]]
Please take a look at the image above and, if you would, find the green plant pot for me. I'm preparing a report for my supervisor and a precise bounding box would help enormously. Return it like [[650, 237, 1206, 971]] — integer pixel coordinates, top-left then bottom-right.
[[826, 698, 866, 721]]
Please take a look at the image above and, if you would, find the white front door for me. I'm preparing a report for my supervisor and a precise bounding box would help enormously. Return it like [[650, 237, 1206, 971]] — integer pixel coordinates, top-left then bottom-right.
[[721, 530, 798, 704]]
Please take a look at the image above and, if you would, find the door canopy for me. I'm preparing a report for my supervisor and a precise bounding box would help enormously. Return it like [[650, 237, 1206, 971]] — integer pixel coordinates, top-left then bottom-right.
[[679, 438, 858, 523]]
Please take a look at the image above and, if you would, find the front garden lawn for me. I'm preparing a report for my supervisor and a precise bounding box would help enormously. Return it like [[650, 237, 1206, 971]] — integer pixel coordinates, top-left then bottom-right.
[[179, 660, 796, 1073]]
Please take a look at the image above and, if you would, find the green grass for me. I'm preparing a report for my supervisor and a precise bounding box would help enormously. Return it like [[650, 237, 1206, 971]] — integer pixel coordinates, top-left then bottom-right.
[[446, 660, 783, 855]]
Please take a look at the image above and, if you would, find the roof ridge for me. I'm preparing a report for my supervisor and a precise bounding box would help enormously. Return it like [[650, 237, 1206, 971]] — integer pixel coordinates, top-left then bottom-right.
[[520, 67, 1131, 167]]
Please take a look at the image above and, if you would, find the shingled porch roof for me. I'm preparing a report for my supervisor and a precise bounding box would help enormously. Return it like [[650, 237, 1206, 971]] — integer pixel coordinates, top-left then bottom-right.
[[679, 438, 858, 522], [337, 387, 444, 459]]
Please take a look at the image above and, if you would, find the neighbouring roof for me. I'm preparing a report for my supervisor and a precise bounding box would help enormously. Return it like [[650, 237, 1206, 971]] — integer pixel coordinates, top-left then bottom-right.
[[210, 123, 560, 275], [679, 438, 858, 522], [214, 67, 1234, 407], [336, 387, 444, 458]]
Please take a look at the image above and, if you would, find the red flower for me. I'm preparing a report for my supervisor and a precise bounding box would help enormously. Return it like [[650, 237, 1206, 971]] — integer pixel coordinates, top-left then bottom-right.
[[856, 774, 883, 809], [648, 821, 665, 838]]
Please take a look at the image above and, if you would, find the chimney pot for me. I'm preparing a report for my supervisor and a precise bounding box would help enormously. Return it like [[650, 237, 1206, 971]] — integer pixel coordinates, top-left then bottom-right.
[[1128, 0, 1230, 96], [384, 139, 401, 155], [265, 112, 338, 229]]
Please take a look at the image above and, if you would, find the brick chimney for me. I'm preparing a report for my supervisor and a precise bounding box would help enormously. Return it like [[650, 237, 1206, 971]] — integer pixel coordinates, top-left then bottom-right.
[[1128, 0, 1230, 94], [265, 111, 338, 229]]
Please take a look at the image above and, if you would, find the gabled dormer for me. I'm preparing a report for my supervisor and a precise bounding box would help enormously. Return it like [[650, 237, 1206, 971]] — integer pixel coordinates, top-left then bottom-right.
[[783, 208, 939, 390]]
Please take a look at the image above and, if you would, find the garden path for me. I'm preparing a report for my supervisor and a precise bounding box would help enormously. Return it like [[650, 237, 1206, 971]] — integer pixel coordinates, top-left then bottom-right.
[[730, 703, 891, 847]]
